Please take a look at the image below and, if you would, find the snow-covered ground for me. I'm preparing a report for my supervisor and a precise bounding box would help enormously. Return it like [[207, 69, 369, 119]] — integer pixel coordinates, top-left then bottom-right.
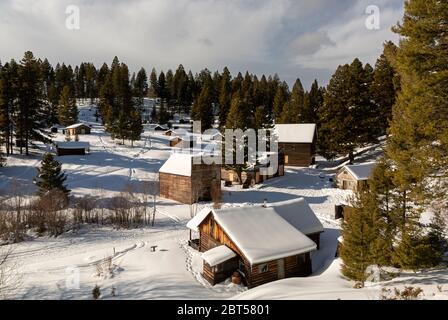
[[1, 104, 447, 300]]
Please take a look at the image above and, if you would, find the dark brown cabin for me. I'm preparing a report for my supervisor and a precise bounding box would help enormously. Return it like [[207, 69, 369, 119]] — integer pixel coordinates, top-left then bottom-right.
[[56, 142, 90, 156], [275, 124, 317, 167]]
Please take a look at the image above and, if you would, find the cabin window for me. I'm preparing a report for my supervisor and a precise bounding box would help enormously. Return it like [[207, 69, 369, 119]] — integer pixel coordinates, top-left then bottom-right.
[[297, 254, 306, 265], [258, 264, 269, 273], [238, 260, 247, 276]]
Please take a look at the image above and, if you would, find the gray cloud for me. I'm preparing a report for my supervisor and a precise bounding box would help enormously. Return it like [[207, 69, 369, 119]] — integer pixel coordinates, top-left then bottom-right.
[[0, 0, 404, 88]]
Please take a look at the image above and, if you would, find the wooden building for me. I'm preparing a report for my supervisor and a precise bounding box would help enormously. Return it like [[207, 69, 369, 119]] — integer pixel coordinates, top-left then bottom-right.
[[336, 162, 376, 192], [147, 124, 168, 131], [221, 152, 285, 187], [159, 153, 221, 204], [63, 123, 91, 136], [275, 124, 317, 167], [187, 198, 323, 288], [56, 141, 90, 156]]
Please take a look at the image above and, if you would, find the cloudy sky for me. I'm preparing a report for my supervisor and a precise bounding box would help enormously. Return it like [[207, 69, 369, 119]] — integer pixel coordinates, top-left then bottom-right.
[[0, 0, 405, 88]]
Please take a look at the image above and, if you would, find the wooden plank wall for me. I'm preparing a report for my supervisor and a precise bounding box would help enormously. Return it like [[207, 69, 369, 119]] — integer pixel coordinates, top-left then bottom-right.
[[280, 142, 315, 167]]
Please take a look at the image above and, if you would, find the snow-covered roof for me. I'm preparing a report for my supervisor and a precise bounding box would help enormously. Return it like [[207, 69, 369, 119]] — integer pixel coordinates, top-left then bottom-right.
[[215, 206, 317, 264], [186, 207, 212, 232], [189, 206, 317, 265], [159, 153, 202, 177], [343, 162, 376, 181], [65, 123, 91, 130], [274, 124, 316, 144], [201, 245, 237, 267], [147, 124, 168, 130], [270, 198, 324, 235], [56, 141, 90, 149]]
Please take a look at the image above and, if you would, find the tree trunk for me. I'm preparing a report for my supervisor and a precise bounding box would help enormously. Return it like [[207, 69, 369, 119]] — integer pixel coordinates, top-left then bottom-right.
[[348, 151, 355, 164]]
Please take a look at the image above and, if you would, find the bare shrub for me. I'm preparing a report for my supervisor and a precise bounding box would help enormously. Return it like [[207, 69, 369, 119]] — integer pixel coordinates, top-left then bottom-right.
[[0, 180, 27, 243], [109, 194, 132, 229], [31, 189, 68, 237], [0, 247, 21, 299], [380, 286, 424, 300], [73, 195, 97, 228]]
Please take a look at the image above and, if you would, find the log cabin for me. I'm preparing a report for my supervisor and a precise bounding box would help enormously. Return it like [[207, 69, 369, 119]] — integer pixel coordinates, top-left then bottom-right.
[[274, 124, 317, 167], [187, 198, 323, 288], [159, 153, 221, 204], [336, 162, 376, 192], [63, 123, 91, 136], [56, 141, 90, 156]]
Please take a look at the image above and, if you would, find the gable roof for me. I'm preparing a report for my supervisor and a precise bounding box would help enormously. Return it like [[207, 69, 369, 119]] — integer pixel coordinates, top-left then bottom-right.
[[343, 162, 376, 181], [159, 153, 195, 177], [65, 123, 91, 130], [270, 198, 324, 235], [274, 124, 316, 144], [188, 204, 318, 265]]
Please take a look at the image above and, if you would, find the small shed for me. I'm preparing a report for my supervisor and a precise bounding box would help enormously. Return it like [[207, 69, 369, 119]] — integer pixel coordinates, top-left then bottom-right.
[[63, 123, 91, 136], [275, 124, 317, 167], [56, 141, 90, 156], [187, 202, 320, 288], [336, 162, 376, 191], [159, 153, 221, 204]]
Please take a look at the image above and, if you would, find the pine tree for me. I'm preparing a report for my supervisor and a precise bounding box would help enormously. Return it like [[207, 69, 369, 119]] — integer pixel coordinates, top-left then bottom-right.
[[0, 60, 19, 156], [133, 67, 148, 108], [34, 153, 69, 196], [158, 100, 170, 125], [304, 80, 324, 124], [384, 0, 448, 268], [371, 42, 398, 136], [165, 69, 174, 109], [57, 85, 78, 126], [128, 109, 143, 147], [279, 79, 305, 124], [387, 0, 448, 201], [340, 190, 386, 282], [318, 59, 376, 162], [173, 64, 189, 110], [158, 71, 167, 102], [273, 82, 289, 123], [218, 67, 232, 127], [149, 68, 159, 98], [192, 84, 214, 130], [16, 51, 48, 155]]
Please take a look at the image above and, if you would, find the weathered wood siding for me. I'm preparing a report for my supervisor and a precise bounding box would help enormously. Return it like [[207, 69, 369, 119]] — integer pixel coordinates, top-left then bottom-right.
[[159, 172, 192, 204], [159, 162, 221, 204], [280, 142, 316, 167]]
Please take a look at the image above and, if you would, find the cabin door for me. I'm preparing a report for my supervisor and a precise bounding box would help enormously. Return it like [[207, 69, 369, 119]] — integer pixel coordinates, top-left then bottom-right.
[[277, 259, 285, 279]]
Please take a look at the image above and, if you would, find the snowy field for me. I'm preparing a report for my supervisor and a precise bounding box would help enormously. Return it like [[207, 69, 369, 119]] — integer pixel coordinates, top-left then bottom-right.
[[1, 104, 447, 300]]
